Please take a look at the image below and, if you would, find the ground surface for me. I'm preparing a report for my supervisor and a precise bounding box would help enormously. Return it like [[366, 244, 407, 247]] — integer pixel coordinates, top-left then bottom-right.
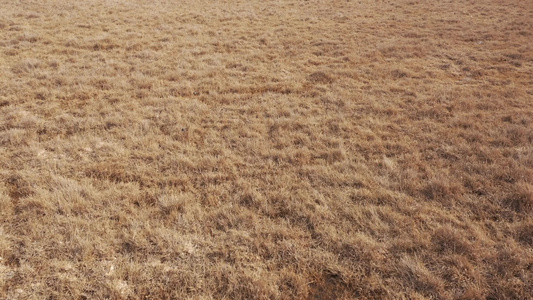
[[0, 0, 532, 299]]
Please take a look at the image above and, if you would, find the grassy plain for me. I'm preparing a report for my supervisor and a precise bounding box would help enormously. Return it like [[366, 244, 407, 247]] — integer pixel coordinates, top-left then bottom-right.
[[1, 0, 532, 298]]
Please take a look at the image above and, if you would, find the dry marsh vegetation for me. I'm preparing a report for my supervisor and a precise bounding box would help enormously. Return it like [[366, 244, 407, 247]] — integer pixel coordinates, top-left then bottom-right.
[[1, 0, 532, 298]]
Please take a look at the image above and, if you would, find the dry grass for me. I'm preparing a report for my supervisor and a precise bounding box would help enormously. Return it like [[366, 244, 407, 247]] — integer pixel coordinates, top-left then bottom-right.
[[1, 0, 532, 298]]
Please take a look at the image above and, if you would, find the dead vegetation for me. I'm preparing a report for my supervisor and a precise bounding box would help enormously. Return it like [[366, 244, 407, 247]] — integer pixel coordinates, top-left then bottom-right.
[[1, 0, 532, 299]]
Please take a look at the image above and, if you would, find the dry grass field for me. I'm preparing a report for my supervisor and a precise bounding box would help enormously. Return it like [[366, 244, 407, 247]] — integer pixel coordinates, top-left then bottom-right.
[[1, 0, 532, 298]]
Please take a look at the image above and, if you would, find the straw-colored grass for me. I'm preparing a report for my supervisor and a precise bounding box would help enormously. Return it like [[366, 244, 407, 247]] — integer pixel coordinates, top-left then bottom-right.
[[1, 0, 532, 298]]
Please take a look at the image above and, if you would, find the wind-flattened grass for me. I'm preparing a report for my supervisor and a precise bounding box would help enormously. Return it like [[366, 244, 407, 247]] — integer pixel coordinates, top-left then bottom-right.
[[1, 0, 532, 299]]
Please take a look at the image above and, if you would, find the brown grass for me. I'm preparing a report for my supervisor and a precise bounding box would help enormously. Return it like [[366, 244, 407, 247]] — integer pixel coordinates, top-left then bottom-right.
[[1, 0, 532, 298]]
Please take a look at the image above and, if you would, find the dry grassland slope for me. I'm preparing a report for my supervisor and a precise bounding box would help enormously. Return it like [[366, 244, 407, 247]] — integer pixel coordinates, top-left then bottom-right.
[[0, 0, 532, 299]]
